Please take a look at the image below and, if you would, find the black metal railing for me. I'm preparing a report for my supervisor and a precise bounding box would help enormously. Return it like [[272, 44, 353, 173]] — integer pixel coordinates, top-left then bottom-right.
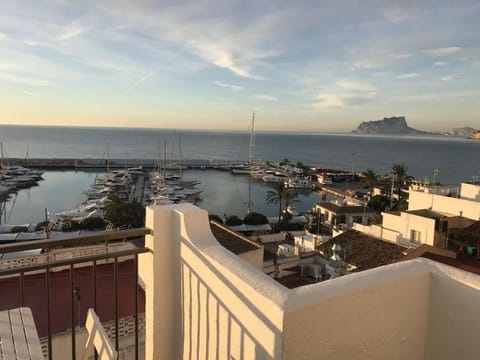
[[0, 228, 151, 360]]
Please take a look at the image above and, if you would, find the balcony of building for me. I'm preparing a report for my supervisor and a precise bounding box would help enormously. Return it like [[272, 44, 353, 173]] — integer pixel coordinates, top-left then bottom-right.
[[1, 204, 480, 359]]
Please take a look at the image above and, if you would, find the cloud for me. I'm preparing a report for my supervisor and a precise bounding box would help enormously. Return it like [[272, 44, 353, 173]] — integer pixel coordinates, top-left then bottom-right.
[[251, 94, 277, 101], [0, 32, 7, 41], [0, 73, 54, 87], [126, 70, 155, 91], [351, 49, 412, 69], [423, 47, 463, 57], [312, 94, 346, 111], [434, 61, 449, 66], [396, 73, 419, 79], [441, 75, 455, 81], [336, 80, 376, 92], [383, 7, 417, 24], [58, 23, 90, 41], [312, 79, 377, 111], [214, 81, 244, 91]]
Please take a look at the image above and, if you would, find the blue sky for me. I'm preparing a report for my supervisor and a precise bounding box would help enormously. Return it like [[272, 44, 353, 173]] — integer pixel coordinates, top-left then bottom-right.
[[0, 0, 478, 131]]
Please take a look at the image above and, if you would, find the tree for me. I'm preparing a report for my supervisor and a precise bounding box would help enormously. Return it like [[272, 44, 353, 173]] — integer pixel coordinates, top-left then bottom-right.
[[104, 193, 127, 227], [368, 195, 390, 213], [225, 215, 243, 226], [266, 182, 286, 230], [361, 169, 378, 196], [392, 164, 409, 199], [244, 212, 268, 225], [126, 197, 145, 228], [282, 189, 299, 225]]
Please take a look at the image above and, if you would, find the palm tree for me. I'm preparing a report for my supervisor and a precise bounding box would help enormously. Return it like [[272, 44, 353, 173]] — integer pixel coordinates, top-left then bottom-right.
[[266, 182, 285, 230], [282, 189, 299, 226], [104, 193, 126, 227], [392, 164, 408, 199], [362, 169, 378, 197], [126, 197, 145, 228]]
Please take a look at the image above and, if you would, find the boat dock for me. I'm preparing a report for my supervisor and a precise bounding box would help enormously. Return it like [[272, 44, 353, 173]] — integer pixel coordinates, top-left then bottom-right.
[[318, 185, 366, 206]]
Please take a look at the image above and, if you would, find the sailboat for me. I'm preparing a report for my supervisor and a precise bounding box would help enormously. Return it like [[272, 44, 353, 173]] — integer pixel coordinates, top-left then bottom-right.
[[231, 113, 257, 175]]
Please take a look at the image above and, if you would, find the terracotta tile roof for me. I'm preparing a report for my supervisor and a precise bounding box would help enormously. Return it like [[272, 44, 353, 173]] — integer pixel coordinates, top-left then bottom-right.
[[210, 222, 262, 255], [449, 221, 480, 246], [320, 230, 407, 271]]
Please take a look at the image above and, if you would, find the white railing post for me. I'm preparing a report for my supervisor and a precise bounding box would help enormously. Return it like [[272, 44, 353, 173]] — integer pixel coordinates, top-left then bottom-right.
[[140, 205, 182, 360]]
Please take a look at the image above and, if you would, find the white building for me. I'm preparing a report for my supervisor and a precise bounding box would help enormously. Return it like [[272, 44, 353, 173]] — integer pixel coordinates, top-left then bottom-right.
[[354, 182, 480, 248]]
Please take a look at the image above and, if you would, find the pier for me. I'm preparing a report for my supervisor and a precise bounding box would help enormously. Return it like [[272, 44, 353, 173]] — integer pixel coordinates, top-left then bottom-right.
[[6, 158, 247, 170]]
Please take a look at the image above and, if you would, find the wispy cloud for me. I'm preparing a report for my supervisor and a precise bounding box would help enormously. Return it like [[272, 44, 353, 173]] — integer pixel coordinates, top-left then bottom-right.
[[0, 73, 54, 87], [423, 46, 463, 57], [434, 61, 449, 66], [336, 80, 376, 92], [396, 73, 419, 79], [126, 70, 155, 91], [351, 49, 412, 69], [58, 23, 90, 41], [214, 81, 244, 91], [312, 79, 377, 111], [251, 94, 277, 101], [441, 75, 455, 81], [383, 7, 417, 24]]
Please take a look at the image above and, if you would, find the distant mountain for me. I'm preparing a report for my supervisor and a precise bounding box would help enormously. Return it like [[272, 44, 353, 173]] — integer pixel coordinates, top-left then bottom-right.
[[443, 127, 478, 137], [352, 116, 426, 135]]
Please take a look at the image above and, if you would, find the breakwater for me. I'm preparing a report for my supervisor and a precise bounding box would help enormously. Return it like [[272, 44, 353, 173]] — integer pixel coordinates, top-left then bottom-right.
[[6, 158, 247, 170]]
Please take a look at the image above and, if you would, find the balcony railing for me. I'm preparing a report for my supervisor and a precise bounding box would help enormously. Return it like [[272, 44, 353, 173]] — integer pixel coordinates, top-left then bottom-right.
[[0, 228, 150, 360]]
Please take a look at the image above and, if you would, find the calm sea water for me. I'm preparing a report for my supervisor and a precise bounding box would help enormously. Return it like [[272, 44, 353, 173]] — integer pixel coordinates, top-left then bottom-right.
[[1, 125, 479, 224]]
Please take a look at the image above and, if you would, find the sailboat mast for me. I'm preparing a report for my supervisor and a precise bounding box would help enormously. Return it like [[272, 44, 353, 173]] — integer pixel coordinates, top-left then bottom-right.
[[163, 138, 167, 180], [248, 112, 255, 166], [0, 142, 4, 176], [179, 132, 182, 179], [247, 112, 255, 213]]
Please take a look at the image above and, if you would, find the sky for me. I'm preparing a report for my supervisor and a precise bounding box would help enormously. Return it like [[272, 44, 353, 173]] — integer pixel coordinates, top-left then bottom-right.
[[0, 0, 479, 132]]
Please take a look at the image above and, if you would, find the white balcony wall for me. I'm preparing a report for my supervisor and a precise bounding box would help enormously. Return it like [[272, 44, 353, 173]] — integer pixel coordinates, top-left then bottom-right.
[[142, 204, 480, 360]]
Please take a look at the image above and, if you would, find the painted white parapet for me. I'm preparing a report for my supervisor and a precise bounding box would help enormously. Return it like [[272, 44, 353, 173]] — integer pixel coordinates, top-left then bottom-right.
[[141, 204, 480, 360], [409, 190, 480, 220]]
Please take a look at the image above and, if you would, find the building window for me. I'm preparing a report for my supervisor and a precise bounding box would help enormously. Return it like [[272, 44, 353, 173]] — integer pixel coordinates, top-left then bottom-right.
[[410, 229, 421, 242]]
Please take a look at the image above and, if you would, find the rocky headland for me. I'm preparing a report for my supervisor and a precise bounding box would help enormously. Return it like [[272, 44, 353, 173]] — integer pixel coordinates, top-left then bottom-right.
[[352, 116, 426, 135]]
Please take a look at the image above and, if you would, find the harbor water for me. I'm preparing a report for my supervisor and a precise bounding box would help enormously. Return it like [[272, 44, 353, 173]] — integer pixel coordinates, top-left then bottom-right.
[[1, 125, 479, 224]]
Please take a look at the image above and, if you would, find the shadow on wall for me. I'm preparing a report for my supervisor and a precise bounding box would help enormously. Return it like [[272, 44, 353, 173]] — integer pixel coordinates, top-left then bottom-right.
[[180, 237, 282, 360]]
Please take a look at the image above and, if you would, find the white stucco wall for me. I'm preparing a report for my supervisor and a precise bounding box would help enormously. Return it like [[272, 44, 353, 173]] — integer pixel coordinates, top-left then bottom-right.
[[352, 223, 406, 245], [282, 267, 430, 360], [459, 183, 480, 201], [408, 191, 480, 220], [401, 213, 436, 246], [424, 266, 480, 360], [142, 204, 480, 360], [382, 212, 402, 232], [239, 247, 264, 271]]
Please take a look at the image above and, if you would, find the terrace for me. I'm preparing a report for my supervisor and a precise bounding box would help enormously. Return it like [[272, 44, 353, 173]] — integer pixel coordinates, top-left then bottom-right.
[[1, 204, 480, 359]]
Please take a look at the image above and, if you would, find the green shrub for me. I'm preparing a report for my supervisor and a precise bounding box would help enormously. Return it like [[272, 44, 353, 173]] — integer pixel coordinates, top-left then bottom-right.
[[80, 217, 107, 230], [10, 226, 28, 233], [225, 215, 243, 226], [243, 212, 268, 225]]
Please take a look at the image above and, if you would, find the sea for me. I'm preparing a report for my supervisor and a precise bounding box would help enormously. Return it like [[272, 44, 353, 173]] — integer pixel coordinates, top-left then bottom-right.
[[1, 125, 479, 225]]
